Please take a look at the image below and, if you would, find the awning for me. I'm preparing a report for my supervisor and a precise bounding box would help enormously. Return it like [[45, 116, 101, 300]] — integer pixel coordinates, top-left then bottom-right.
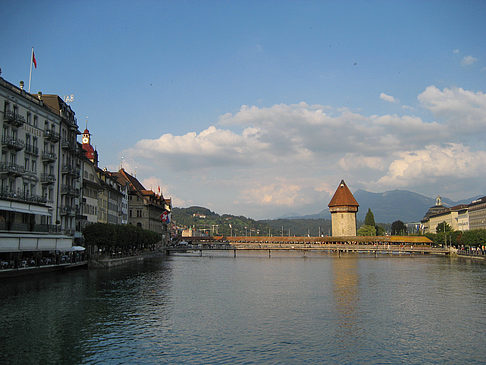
[[0, 200, 51, 216]]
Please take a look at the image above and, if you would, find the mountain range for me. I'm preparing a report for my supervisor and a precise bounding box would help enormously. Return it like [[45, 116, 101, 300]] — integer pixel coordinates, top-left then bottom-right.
[[284, 190, 482, 223]]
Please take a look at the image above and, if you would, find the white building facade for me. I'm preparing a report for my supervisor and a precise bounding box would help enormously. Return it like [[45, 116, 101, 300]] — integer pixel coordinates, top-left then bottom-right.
[[0, 77, 75, 256]]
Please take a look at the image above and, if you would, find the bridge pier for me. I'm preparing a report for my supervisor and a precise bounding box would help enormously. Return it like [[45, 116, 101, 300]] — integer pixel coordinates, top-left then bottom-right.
[[200, 250, 202, 257], [233, 249, 237, 258], [269, 249, 271, 258]]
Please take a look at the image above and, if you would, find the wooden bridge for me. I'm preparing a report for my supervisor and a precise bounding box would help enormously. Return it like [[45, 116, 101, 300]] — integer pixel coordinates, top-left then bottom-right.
[[167, 235, 450, 257]]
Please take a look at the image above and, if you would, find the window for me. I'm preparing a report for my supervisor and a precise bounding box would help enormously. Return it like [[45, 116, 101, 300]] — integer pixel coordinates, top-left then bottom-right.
[[33, 137, 38, 148], [24, 158, 29, 170], [25, 134, 31, 147], [33, 116, 38, 127], [32, 160, 37, 172], [129, 209, 132, 218]]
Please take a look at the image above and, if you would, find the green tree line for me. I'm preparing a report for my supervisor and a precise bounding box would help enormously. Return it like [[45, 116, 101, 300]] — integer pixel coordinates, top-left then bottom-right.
[[425, 228, 486, 246], [83, 223, 160, 251]]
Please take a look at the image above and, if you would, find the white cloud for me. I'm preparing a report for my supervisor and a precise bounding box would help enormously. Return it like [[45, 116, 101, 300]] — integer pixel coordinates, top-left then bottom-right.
[[339, 154, 386, 171], [238, 180, 302, 206], [123, 86, 486, 218], [418, 85, 486, 132], [453, 49, 460, 54], [379, 92, 397, 103], [461, 55, 477, 66], [126, 125, 269, 169], [377, 143, 486, 188]]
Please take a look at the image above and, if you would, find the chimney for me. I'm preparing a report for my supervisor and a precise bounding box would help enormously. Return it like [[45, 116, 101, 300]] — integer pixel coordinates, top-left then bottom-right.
[[19, 81, 24, 90]]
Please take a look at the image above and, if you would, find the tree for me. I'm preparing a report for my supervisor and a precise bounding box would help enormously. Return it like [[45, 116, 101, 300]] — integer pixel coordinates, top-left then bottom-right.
[[436, 221, 452, 233], [357, 225, 376, 236], [364, 208, 376, 227], [391, 220, 407, 235], [376, 225, 386, 236]]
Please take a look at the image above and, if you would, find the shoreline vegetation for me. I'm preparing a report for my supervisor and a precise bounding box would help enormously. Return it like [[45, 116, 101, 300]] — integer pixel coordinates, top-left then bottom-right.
[[83, 223, 162, 257]]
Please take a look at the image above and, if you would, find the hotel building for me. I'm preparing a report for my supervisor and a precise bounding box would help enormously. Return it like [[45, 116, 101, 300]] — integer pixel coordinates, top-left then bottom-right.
[[0, 77, 78, 256]]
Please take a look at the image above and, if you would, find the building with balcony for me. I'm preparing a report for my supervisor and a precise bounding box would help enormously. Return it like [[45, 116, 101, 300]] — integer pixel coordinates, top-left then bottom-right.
[[78, 128, 127, 230], [79, 155, 101, 230], [40, 94, 82, 239], [0, 76, 75, 261], [97, 167, 128, 225], [111, 168, 171, 243]]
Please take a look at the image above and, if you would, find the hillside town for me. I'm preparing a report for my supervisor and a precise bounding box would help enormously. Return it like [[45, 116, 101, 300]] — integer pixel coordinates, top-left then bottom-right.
[[0, 76, 172, 269]]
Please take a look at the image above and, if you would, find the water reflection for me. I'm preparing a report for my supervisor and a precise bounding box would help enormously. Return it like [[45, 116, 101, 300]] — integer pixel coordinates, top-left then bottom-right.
[[333, 256, 359, 329], [331, 255, 365, 361], [1, 255, 486, 364], [0, 258, 172, 364]]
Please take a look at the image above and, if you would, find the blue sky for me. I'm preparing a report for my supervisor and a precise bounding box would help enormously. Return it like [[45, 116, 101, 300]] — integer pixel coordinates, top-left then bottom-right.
[[2, 0, 486, 219]]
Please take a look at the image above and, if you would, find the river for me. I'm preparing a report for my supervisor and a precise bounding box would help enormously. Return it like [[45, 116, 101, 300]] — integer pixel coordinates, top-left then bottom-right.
[[1, 252, 485, 364]]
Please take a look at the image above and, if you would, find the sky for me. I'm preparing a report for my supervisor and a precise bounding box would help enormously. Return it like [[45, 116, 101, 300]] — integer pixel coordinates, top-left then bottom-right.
[[1, 0, 486, 219]]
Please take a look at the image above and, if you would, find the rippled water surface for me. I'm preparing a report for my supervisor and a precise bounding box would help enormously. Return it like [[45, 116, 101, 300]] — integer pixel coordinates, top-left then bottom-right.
[[1, 253, 485, 364]]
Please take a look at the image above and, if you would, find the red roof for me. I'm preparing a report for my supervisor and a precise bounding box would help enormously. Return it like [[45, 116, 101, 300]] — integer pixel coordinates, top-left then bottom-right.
[[328, 180, 359, 207], [82, 143, 95, 159], [112, 168, 146, 193]]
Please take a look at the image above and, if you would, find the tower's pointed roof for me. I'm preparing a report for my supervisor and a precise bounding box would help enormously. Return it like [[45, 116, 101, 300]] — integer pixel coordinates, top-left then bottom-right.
[[328, 180, 359, 207]]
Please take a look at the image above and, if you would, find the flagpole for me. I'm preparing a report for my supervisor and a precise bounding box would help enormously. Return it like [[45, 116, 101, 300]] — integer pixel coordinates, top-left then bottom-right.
[[28, 47, 34, 93]]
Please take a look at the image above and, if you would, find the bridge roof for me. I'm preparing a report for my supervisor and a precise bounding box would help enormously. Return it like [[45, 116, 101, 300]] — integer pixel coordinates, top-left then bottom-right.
[[328, 180, 359, 207], [225, 235, 432, 244]]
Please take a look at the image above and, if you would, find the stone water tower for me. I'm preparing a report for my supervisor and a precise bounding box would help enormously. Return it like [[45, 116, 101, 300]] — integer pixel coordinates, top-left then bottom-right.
[[328, 180, 359, 236]]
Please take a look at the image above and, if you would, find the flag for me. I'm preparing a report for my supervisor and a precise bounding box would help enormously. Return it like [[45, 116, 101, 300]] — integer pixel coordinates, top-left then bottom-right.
[[32, 51, 37, 68], [160, 210, 170, 223]]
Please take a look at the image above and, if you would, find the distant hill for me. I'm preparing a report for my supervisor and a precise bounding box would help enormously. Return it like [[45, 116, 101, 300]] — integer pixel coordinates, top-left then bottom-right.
[[173, 191, 482, 233], [354, 190, 481, 223], [283, 190, 482, 224], [353, 190, 432, 223], [172, 206, 330, 236]]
